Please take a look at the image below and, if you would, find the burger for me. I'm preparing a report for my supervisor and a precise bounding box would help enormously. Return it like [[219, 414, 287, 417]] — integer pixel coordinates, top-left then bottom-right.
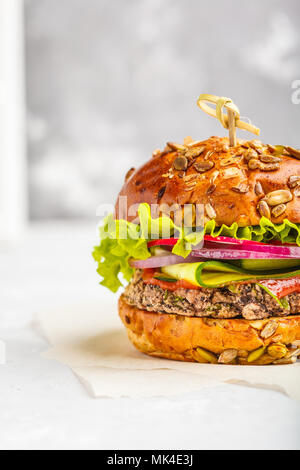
[[93, 95, 300, 365]]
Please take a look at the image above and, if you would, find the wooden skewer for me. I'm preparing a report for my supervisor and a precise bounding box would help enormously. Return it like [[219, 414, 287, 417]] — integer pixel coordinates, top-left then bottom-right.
[[227, 109, 237, 147], [197, 94, 260, 136], [197, 95, 260, 144]]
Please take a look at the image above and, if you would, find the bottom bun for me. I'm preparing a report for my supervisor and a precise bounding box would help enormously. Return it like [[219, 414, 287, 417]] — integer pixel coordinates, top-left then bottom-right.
[[119, 295, 300, 365]]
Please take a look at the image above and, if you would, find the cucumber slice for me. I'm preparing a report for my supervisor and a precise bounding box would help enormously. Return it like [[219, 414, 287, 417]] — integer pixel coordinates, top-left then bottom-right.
[[161, 263, 202, 286], [239, 259, 300, 271], [161, 261, 300, 288], [153, 274, 177, 282]]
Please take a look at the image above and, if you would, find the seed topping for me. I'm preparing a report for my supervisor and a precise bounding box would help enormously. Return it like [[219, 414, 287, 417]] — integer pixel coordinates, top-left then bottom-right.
[[125, 167, 135, 181], [267, 344, 287, 359], [206, 184, 216, 195], [222, 167, 241, 179], [186, 141, 205, 149], [173, 155, 188, 171], [167, 142, 186, 151], [185, 147, 206, 158], [152, 149, 161, 158], [294, 187, 300, 197], [248, 346, 266, 363], [218, 349, 238, 364], [194, 161, 214, 173], [244, 149, 258, 162], [286, 146, 300, 160], [257, 200, 271, 219], [288, 176, 300, 188], [210, 170, 220, 183], [194, 347, 218, 364], [157, 186, 166, 201], [260, 162, 280, 171], [231, 183, 250, 194], [260, 320, 278, 339], [248, 159, 260, 170], [260, 155, 282, 164], [205, 203, 216, 219], [264, 189, 293, 206], [254, 182, 264, 196], [271, 204, 286, 218]]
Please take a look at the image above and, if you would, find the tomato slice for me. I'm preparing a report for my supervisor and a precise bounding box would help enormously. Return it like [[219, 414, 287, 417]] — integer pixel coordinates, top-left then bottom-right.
[[259, 277, 300, 299], [147, 238, 177, 248], [142, 268, 201, 291]]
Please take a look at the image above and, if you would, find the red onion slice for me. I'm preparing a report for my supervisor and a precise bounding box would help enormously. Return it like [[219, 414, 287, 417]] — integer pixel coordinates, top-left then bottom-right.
[[147, 236, 300, 258], [148, 236, 265, 248], [191, 248, 297, 259], [131, 247, 297, 269], [196, 242, 300, 258], [204, 235, 297, 247], [130, 253, 201, 269]]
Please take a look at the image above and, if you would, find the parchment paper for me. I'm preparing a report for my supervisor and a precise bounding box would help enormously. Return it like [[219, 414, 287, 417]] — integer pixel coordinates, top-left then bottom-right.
[[35, 301, 300, 400]]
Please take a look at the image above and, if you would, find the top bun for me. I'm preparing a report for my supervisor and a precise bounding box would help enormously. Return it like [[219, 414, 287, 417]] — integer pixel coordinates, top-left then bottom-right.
[[116, 136, 300, 227]]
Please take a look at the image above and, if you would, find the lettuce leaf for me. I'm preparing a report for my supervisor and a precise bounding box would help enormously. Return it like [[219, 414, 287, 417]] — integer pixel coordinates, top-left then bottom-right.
[[93, 203, 300, 292], [93, 204, 203, 292], [204, 217, 300, 246]]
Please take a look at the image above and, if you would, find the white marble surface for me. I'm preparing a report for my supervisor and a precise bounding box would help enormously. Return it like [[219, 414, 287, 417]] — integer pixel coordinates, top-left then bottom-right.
[[1, 222, 300, 450]]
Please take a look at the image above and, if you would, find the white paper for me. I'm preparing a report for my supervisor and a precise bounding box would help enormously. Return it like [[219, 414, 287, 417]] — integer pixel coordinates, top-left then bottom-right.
[[35, 302, 300, 400]]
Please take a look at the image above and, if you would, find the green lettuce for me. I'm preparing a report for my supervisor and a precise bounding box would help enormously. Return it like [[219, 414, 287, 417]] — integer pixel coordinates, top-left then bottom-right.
[[204, 217, 300, 245], [93, 203, 203, 292], [93, 203, 300, 292]]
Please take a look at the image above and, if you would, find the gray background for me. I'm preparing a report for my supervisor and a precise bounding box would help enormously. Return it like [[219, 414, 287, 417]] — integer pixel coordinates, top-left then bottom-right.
[[25, 0, 300, 220]]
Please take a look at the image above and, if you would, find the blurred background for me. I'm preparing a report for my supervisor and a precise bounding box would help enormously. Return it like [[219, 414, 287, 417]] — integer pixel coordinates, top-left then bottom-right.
[[0, 0, 300, 317], [2, 0, 300, 235], [25, 0, 300, 223]]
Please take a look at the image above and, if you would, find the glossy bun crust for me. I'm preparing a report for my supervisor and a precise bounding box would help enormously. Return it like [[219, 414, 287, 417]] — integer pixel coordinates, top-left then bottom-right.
[[119, 296, 300, 365], [115, 137, 300, 227]]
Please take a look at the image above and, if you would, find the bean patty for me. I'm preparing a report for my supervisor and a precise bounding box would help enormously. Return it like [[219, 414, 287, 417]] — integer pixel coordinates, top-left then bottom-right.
[[124, 270, 300, 320]]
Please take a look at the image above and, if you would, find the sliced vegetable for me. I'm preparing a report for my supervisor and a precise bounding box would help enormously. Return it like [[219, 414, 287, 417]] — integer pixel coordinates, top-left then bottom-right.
[[130, 252, 201, 269], [258, 278, 300, 299], [149, 234, 298, 248], [200, 241, 300, 258], [148, 238, 178, 248], [142, 267, 300, 304], [142, 268, 201, 291], [190, 247, 296, 259], [153, 274, 177, 282], [204, 235, 265, 246], [148, 236, 300, 258], [94, 202, 300, 293], [239, 259, 300, 271], [204, 217, 300, 246], [161, 261, 300, 288]]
